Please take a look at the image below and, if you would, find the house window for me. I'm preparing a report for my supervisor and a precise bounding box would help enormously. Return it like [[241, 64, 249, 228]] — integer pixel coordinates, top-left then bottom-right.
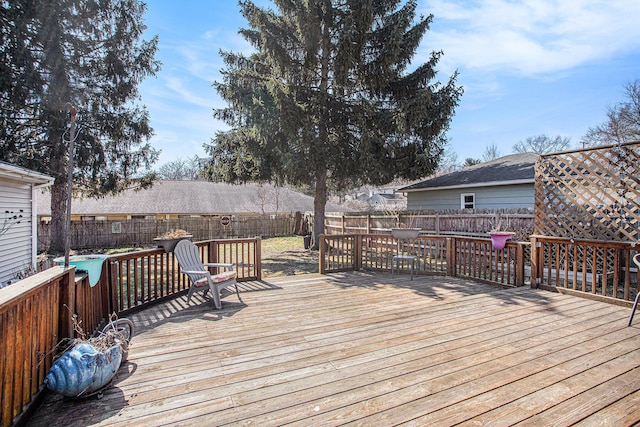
[[461, 193, 475, 209]]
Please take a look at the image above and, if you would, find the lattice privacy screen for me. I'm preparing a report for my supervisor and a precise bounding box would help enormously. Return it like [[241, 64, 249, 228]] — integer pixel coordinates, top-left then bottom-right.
[[534, 142, 640, 242]]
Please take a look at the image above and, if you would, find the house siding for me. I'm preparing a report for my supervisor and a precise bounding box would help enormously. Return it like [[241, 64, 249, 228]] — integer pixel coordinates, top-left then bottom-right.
[[0, 179, 34, 285], [406, 183, 534, 211]]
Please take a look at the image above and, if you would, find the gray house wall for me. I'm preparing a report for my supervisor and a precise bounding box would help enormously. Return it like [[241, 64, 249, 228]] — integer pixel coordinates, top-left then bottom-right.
[[406, 183, 534, 211], [0, 178, 34, 286]]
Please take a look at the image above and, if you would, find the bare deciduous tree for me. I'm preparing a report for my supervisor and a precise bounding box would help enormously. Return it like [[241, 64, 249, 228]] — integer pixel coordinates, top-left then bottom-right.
[[513, 134, 571, 154], [482, 144, 502, 161], [157, 156, 203, 180], [581, 80, 640, 147]]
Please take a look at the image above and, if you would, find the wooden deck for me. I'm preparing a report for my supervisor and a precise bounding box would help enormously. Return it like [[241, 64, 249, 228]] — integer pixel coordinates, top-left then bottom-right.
[[28, 272, 640, 426]]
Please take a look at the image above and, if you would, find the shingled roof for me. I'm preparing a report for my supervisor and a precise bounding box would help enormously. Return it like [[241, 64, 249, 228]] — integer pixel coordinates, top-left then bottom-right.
[[36, 180, 349, 216], [399, 152, 538, 192]]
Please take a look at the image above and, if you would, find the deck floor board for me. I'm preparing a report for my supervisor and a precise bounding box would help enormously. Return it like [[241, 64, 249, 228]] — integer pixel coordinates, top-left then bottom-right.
[[27, 271, 640, 426]]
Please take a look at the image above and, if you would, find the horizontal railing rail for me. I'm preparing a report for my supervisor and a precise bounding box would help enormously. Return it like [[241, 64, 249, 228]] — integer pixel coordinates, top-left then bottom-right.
[[531, 235, 638, 305]]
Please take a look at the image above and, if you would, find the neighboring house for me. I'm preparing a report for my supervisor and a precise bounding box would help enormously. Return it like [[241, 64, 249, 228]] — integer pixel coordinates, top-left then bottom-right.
[[366, 192, 406, 210], [36, 180, 349, 221], [341, 185, 407, 210], [398, 153, 538, 210], [0, 162, 54, 286]]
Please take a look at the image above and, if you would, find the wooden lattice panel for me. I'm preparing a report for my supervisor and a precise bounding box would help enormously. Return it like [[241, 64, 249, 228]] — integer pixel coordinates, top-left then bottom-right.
[[534, 142, 640, 242]]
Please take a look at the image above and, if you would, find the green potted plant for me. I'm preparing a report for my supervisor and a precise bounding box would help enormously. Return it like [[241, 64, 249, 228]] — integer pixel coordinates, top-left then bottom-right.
[[153, 229, 193, 252]]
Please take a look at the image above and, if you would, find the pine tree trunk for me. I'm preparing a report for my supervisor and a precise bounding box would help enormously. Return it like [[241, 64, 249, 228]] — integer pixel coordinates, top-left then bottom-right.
[[311, 168, 327, 250], [49, 180, 68, 255]]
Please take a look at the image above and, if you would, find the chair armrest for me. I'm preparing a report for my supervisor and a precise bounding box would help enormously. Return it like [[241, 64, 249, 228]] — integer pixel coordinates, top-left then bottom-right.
[[203, 263, 234, 269], [182, 269, 210, 276]]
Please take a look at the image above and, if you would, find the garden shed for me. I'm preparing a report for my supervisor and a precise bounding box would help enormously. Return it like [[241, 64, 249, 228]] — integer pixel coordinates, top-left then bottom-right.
[[0, 161, 53, 286]]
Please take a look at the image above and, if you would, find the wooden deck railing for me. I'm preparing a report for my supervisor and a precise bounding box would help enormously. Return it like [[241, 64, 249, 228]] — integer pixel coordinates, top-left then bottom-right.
[[359, 234, 448, 275], [0, 238, 260, 427], [531, 235, 638, 305], [0, 267, 75, 427], [320, 234, 527, 287], [451, 237, 528, 287], [109, 238, 261, 314], [321, 233, 637, 304]]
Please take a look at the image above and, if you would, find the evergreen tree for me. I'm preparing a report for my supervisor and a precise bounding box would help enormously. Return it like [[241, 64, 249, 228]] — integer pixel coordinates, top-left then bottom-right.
[[0, 0, 160, 253], [206, 0, 462, 248]]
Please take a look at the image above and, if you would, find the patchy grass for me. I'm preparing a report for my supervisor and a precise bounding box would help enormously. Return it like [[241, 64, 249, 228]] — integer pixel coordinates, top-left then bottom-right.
[[261, 236, 318, 277]]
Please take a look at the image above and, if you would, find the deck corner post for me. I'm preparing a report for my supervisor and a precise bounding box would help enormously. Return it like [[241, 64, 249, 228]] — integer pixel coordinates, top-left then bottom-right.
[[255, 237, 262, 280], [354, 234, 362, 271], [319, 234, 326, 274]]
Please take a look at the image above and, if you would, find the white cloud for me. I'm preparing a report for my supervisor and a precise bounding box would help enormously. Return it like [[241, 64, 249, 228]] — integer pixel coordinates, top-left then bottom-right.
[[421, 0, 640, 76]]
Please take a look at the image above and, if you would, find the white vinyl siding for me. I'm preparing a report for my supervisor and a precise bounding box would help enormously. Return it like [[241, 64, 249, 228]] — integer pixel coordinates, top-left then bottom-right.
[[406, 183, 534, 211], [0, 179, 34, 285]]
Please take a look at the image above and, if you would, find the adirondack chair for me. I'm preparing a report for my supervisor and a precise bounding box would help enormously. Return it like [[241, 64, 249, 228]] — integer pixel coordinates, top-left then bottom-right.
[[629, 253, 640, 326], [174, 239, 243, 309]]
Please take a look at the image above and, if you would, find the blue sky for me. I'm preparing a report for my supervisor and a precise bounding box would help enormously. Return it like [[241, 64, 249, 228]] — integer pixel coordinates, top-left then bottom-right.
[[139, 0, 640, 168]]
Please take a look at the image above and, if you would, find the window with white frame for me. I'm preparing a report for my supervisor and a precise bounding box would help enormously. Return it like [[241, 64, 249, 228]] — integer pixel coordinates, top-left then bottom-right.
[[461, 193, 475, 209]]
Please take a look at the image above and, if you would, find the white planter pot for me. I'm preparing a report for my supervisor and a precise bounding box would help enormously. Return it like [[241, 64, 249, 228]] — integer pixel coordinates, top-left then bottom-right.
[[153, 235, 193, 252], [391, 228, 421, 240]]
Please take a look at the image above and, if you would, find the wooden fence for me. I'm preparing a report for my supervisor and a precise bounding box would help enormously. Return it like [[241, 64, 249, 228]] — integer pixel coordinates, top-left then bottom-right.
[[38, 213, 304, 251], [0, 238, 260, 427], [324, 209, 534, 239]]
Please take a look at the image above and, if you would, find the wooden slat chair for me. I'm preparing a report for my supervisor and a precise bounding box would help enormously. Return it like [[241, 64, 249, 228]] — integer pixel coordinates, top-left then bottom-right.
[[174, 239, 243, 310], [629, 253, 640, 326]]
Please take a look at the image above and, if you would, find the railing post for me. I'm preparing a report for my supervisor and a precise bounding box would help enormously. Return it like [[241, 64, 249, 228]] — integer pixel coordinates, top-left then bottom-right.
[[515, 242, 525, 286], [530, 236, 539, 288], [353, 234, 362, 271], [255, 237, 262, 279], [208, 240, 219, 274], [319, 234, 326, 274], [58, 267, 76, 340], [446, 237, 456, 277]]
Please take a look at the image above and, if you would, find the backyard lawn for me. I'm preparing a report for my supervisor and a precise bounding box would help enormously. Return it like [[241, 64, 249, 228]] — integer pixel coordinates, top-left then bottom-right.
[[260, 236, 318, 277]]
